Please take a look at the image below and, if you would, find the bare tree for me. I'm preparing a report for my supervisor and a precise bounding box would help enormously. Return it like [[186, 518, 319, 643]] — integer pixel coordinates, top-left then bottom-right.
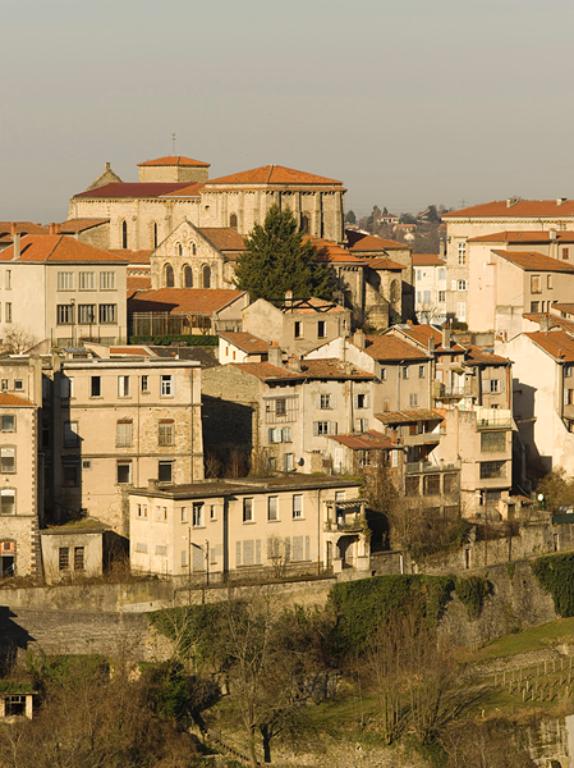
[[2, 327, 37, 354]]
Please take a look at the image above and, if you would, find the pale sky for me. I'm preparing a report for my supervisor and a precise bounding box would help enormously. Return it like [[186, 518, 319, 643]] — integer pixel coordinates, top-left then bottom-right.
[[1, 0, 573, 222]]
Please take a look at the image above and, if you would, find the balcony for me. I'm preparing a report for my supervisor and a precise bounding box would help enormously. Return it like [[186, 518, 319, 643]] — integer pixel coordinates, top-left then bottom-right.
[[405, 460, 460, 475], [433, 381, 475, 400], [402, 431, 443, 446], [324, 500, 366, 533], [475, 407, 512, 430]]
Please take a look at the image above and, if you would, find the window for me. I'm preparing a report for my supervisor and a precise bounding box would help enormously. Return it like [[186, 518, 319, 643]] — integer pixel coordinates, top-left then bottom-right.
[[547, 274, 553, 289], [210, 505, 216, 521], [90, 376, 101, 397], [267, 496, 278, 521], [317, 320, 326, 338], [5, 303, 11, 323], [99, 304, 117, 324], [160, 375, 173, 396], [489, 379, 501, 393], [176, 243, 183, 258], [57, 272, 74, 291], [0, 489, 15, 515], [74, 547, 85, 571], [5, 270, 11, 290], [59, 547, 70, 571], [457, 279, 467, 291], [438, 290, 446, 302], [0, 447, 15, 473], [137, 504, 148, 519], [202, 265, 211, 288], [402, 366, 409, 380], [275, 398, 287, 416], [530, 275, 542, 294], [158, 419, 175, 446], [192, 502, 204, 527], [481, 431, 506, 452], [313, 421, 336, 436], [457, 241, 466, 265], [116, 461, 132, 485], [243, 497, 254, 523], [164, 263, 175, 287], [57, 304, 74, 325], [60, 377, 73, 399], [292, 494, 303, 519], [284, 453, 294, 471], [79, 272, 95, 291], [381, 368, 387, 381], [423, 474, 440, 496], [156, 506, 167, 522], [300, 214, 310, 234], [64, 420, 79, 447], [409, 393, 418, 407], [121, 220, 128, 249], [78, 304, 96, 324], [356, 393, 369, 409], [0, 415, 15, 432], [158, 460, 173, 483], [320, 394, 332, 410], [183, 265, 193, 287], [118, 375, 130, 397], [479, 460, 505, 480], [566, 365, 574, 378], [294, 321, 302, 338], [153, 222, 158, 249], [562, 248, 570, 261], [100, 271, 115, 290], [419, 365, 425, 379], [135, 542, 148, 554], [530, 301, 540, 313], [116, 419, 133, 448], [268, 427, 291, 443], [141, 375, 149, 393], [229, 213, 238, 229], [13, 380, 22, 392]]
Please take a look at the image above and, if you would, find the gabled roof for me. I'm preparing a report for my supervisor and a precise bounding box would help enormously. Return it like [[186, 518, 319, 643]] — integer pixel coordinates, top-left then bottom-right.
[[57, 218, 109, 234], [444, 199, 574, 219], [230, 362, 304, 382], [74, 182, 193, 199], [376, 408, 443, 425], [0, 235, 128, 264], [328, 430, 394, 450], [0, 221, 48, 237], [0, 393, 35, 407], [138, 155, 210, 168], [127, 276, 152, 297], [412, 253, 445, 267], [299, 358, 375, 381], [110, 249, 152, 264], [464, 345, 510, 366], [160, 182, 205, 198], [128, 288, 245, 316], [279, 297, 347, 315], [553, 303, 574, 314], [219, 331, 269, 354], [308, 237, 366, 265], [364, 334, 431, 362], [199, 227, 246, 251], [526, 330, 574, 363], [367, 257, 404, 271], [206, 164, 342, 186], [349, 234, 407, 252], [394, 324, 465, 354], [491, 250, 574, 272], [468, 230, 574, 244]]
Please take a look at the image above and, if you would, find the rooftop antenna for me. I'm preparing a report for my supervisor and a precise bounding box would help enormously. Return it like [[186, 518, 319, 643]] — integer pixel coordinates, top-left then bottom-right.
[[171, 132, 177, 155]]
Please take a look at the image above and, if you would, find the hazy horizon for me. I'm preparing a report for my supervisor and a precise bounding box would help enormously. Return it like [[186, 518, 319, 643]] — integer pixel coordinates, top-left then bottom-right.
[[1, 0, 573, 223]]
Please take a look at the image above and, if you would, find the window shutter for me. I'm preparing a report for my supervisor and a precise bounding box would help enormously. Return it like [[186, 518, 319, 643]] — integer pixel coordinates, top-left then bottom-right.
[[313, 422, 319, 436], [353, 394, 358, 408], [255, 539, 262, 565], [451, 280, 457, 291], [330, 422, 338, 435], [283, 538, 291, 562], [235, 541, 242, 567], [354, 419, 361, 432], [305, 536, 311, 561], [316, 394, 322, 408]]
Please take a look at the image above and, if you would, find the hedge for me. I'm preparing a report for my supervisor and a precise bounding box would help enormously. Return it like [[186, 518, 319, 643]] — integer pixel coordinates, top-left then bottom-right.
[[130, 334, 218, 347], [531, 553, 574, 617]]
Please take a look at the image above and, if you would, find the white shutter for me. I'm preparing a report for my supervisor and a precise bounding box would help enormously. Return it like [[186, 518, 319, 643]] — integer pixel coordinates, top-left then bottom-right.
[[304, 536, 311, 561], [313, 422, 319, 436], [353, 394, 359, 408], [364, 393, 370, 408], [235, 541, 242, 567], [330, 422, 338, 435], [255, 540, 262, 565]]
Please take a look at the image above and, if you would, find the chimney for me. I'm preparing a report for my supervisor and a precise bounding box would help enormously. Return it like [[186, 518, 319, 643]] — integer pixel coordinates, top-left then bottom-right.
[[557, 197, 567, 206], [49, 222, 59, 235], [284, 289, 293, 307], [428, 335, 436, 354], [442, 325, 451, 349], [147, 478, 159, 491], [549, 228, 557, 241], [10, 224, 20, 261], [105, 161, 111, 172], [287, 355, 303, 372], [506, 197, 520, 208], [268, 344, 282, 367], [353, 329, 365, 350]]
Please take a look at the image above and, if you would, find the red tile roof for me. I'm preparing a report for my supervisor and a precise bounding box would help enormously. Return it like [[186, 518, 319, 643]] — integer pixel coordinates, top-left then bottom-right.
[[367, 257, 404, 271], [56, 218, 109, 234], [526, 330, 574, 362], [110, 249, 152, 264], [464, 345, 510, 366], [553, 303, 574, 314], [231, 362, 304, 382], [127, 276, 152, 297], [522, 313, 574, 333], [444, 200, 574, 219], [0, 221, 48, 237], [468, 230, 574, 244], [364, 334, 431, 362], [328, 430, 395, 450], [491, 250, 574, 272], [299, 358, 375, 380], [412, 253, 445, 267], [74, 182, 193, 199], [138, 155, 210, 168], [219, 331, 269, 354], [307, 237, 366, 265], [0, 235, 128, 264], [160, 182, 205, 198], [397, 325, 465, 354], [0, 393, 35, 407], [199, 228, 246, 251], [376, 408, 443, 425], [128, 288, 245, 316], [207, 164, 342, 186], [110, 346, 153, 356], [280, 297, 347, 315], [349, 234, 408, 252]]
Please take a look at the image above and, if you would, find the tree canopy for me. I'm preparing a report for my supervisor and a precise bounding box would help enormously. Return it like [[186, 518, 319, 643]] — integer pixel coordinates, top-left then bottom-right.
[[234, 206, 337, 302]]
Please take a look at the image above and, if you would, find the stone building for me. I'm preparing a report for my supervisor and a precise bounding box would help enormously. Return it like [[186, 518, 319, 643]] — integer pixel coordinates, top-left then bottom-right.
[[413, 253, 447, 324], [129, 475, 369, 579]]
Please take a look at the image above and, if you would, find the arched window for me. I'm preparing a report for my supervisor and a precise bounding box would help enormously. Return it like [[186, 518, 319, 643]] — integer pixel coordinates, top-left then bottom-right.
[[202, 265, 211, 289], [183, 265, 193, 288], [300, 214, 310, 234], [176, 242, 183, 258], [191, 243, 197, 255], [121, 220, 128, 249], [164, 264, 175, 288], [229, 213, 238, 230], [390, 279, 400, 303], [152, 223, 158, 249]]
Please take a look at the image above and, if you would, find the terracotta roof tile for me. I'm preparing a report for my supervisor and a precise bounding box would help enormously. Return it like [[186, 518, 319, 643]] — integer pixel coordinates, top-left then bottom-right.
[[412, 253, 446, 267], [138, 155, 210, 168], [328, 430, 395, 450], [397, 324, 465, 353], [128, 288, 245, 316], [160, 182, 204, 198], [110, 346, 153, 356], [219, 331, 269, 354], [74, 182, 193, 199], [299, 358, 375, 380], [281, 297, 347, 315], [56, 218, 109, 233], [464, 345, 510, 366], [127, 276, 152, 297], [306, 237, 366, 265], [231, 362, 304, 382], [375, 408, 443, 425], [0, 393, 35, 407], [522, 313, 574, 333], [0, 235, 128, 264], [364, 334, 431, 362], [553, 303, 574, 314], [526, 330, 574, 363], [367, 257, 404, 270], [492, 250, 574, 272], [206, 164, 342, 186], [349, 234, 407, 252], [444, 200, 574, 219], [467, 230, 574, 244], [0, 221, 48, 236], [110, 249, 152, 264], [199, 228, 246, 251]]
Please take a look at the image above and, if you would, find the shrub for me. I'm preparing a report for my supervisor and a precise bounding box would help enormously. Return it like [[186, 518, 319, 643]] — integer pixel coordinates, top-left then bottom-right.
[[532, 553, 574, 616], [455, 576, 492, 620], [129, 334, 218, 347]]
